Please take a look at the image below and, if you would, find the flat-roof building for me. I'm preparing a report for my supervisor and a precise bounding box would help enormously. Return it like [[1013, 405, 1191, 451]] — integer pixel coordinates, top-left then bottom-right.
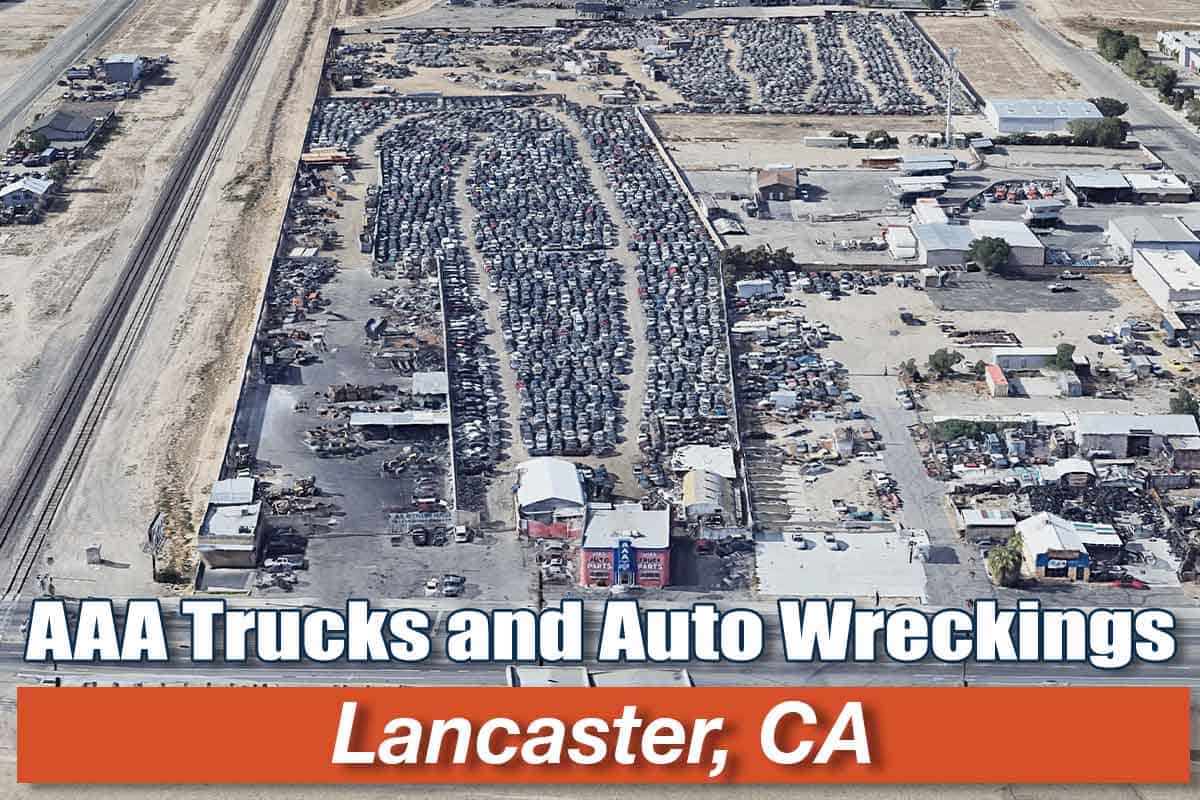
[[1107, 215, 1200, 259], [968, 219, 1045, 266], [1132, 249, 1200, 312], [984, 98, 1102, 133], [1018, 512, 1119, 582], [1076, 413, 1200, 457], [756, 167, 797, 201], [1063, 172, 1131, 205], [1124, 172, 1193, 203], [912, 223, 975, 267], [960, 508, 1017, 542], [198, 477, 264, 569], [580, 503, 671, 589]]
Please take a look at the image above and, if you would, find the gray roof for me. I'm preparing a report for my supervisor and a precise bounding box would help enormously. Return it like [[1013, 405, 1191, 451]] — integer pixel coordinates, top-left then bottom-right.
[[1109, 215, 1199, 244], [211, 477, 255, 506], [913, 223, 976, 252], [1076, 413, 1199, 437], [987, 98, 1102, 120], [1067, 171, 1129, 190], [32, 109, 95, 135], [104, 53, 142, 63]]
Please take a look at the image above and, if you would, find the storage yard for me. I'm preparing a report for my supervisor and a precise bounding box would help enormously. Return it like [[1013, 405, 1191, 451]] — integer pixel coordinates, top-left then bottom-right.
[[5, 3, 1200, 612]]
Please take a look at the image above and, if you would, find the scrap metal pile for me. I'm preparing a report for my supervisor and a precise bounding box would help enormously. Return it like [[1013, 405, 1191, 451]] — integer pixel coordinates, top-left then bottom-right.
[[578, 21, 661, 50], [732, 19, 814, 113], [467, 112, 630, 456], [654, 20, 748, 111], [572, 105, 734, 464], [328, 41, 412, 82], [373, 112, 506, 480]]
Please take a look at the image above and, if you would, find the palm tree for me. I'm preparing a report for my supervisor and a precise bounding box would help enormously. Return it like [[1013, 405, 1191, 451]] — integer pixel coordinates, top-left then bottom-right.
[[987, 533, 1024, 587]]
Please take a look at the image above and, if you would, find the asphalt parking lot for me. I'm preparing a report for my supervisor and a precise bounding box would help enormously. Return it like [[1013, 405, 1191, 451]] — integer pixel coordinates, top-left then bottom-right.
[[928, 273, 1121, 313]]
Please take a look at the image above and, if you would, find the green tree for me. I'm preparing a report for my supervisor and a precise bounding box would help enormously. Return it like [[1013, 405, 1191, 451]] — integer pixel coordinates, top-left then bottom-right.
[[1088, 96, 1128, 117], [971, 360, 987, 378], [25, 131, 49, 152], [1170, 388, 1200, 420], [1150, 65, 1179, 98], [1187, 98, 1200, 127], [1068, 117, 1127, 147], [897, 358, 921, 382], [47, 161, 68, 181], [987, 533, 1025, 587], [1054, 343, 1076, 370], [967, 237, 1011, 273], [926, 348, 964, 380], [1121, 48, 1149, 80], [1097, 28, 1134, 62], [923, 0, 947, 8]]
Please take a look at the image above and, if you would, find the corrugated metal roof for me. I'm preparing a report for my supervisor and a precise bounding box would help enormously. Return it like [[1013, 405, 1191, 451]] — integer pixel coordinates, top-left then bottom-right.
[[1109, 215, 1199, 244], [987, 98, 1102, 120], [1076, 413, 1199, 437], [912, 223, 975, 252], [969, 220, 1044, 250], [411, 371, 448, 395], [516, 458, 585, 510]]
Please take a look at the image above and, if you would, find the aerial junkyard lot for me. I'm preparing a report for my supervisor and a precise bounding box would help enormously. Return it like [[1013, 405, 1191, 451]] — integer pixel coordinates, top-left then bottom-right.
[[8, 2, 1200, 608]]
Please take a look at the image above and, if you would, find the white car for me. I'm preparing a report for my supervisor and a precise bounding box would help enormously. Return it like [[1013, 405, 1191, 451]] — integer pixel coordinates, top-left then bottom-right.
[[423, 578, 439, 597]]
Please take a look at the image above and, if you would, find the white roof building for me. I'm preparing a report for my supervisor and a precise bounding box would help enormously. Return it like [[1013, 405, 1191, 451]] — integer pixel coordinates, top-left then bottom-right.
[[515, 458, 585, 517], [669, 444, 736, 479], [410, 371, 449, 395], [1124, 172, 1193, 201], [1131, 249, 1200, 311], [1018, 512, 1121, 555], [984, 98, 1102, 133], [968, 220, 1045, 266], [581, 503, 670, 551], [1107, 215, 1200, 259], [912, 223, 976, 267]]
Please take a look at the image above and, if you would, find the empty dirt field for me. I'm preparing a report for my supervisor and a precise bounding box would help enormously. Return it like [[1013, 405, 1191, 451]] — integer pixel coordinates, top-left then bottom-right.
[[0, 0, 97, 96], [919, 16, 1079, 98], [1029, 0, 1200, 46]]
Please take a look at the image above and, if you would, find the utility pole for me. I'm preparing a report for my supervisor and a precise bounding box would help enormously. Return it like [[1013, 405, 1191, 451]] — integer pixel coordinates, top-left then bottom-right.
[[944, 48, 959, 149]]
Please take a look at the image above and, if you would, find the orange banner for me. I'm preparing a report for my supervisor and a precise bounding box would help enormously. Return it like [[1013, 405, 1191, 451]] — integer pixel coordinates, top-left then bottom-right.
[[17, 686, 1191, 784]]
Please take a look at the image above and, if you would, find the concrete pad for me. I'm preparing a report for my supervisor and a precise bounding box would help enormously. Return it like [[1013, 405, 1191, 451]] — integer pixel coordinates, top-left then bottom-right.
[[755, 529, 927, 600]]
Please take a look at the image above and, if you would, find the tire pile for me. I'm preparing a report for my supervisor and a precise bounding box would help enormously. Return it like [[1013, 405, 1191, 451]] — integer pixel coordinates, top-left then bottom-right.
[[467, 112, 631, 457]]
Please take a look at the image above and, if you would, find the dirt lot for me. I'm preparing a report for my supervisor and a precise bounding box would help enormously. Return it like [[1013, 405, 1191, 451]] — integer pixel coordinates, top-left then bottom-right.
[[654, 113, 994, 170], [0, 0, 97, 97], [1028, 0, 1200, 46], [2, 0, 340, 596], [919, 16, 1080, 97]]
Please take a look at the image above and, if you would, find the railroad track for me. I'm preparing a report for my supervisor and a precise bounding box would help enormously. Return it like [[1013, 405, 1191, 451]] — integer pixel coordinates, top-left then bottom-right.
[[0, 0, 287, 602]]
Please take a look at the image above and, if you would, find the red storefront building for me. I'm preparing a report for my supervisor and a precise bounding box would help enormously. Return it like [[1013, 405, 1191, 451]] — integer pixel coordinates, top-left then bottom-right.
[[579, 503, 671, 589]]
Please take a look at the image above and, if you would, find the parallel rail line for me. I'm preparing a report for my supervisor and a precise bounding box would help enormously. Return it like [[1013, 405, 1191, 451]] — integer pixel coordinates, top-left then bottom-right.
[[0, 0, 286, 601]]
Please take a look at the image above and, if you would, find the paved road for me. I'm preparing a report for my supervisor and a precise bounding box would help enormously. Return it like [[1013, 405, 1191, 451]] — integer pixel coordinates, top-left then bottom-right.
[[0, 0, 141, 150], [3, 599, 1199, 689], [854, 375, 995, 606], [1004, 0, 1200, 177]]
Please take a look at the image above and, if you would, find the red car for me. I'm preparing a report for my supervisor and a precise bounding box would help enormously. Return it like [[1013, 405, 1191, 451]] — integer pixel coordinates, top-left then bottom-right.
[[1112, 575, 1149, 590]]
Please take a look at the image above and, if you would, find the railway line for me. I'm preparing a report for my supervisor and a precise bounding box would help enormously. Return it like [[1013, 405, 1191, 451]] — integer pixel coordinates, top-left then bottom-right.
[[0, 0, 287, 602]]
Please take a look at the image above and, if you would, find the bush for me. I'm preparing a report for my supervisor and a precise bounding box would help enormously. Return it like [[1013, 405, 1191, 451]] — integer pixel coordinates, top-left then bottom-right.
[[1068, 117, 1128, 147], [1088, 96, 1128, 117], [1097, 28, 1134, 62], [1150, 65, 1179, 98], [926, 348, 964, 380], [967, 237, 1011, 273], [1121, 48, 1149, 80], [864, 128, 896, 148], [1054, 343, 1076, 370]]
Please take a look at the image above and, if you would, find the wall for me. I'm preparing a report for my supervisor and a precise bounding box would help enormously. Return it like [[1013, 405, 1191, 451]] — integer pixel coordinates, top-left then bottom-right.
[[579, 547, 669, 588]]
